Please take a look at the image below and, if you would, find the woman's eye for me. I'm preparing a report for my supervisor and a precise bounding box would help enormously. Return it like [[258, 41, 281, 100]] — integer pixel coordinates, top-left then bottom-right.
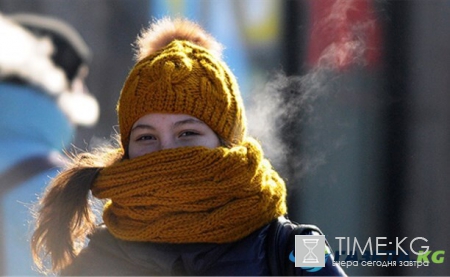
[[136, 135, 156, 141], [179, 131, 199, 137]]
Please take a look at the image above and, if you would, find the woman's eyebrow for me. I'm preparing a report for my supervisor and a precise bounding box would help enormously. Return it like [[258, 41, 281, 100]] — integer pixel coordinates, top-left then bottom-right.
[[173, 118, 205, 127], [131, 124, 155, 132]]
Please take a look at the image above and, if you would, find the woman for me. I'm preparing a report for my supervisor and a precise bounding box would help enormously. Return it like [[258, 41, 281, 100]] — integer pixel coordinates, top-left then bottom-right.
[[31, 17, 345, 276]]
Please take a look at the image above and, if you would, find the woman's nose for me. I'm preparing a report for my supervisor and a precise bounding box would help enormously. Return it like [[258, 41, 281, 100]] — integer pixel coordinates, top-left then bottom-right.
[[160, 137, 177, 150]]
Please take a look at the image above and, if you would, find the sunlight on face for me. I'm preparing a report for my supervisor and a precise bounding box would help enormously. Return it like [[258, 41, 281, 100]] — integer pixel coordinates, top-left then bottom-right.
[[128, 113, 221, 159]]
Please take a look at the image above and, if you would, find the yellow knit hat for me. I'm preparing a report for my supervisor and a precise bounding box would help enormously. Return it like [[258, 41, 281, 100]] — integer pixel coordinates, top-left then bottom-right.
[[117, 18, 246, 149]]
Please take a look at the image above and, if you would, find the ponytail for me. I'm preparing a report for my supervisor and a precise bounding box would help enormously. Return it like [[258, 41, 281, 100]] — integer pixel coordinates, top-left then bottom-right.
[[31, 148, 123, 273]]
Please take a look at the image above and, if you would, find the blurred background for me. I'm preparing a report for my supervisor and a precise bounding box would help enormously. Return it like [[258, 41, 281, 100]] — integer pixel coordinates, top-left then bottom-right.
[[1, 0, 449, 275]]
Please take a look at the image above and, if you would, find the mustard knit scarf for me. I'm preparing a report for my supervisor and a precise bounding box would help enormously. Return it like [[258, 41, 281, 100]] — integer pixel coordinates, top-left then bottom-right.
[[91, 138, 287, 243]]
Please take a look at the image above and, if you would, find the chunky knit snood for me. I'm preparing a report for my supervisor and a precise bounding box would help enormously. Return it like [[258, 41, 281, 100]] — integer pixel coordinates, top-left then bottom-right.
[[91, 138, 287, 244]]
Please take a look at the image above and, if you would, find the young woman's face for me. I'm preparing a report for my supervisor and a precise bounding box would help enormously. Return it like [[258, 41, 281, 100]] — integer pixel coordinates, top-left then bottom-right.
[[128, 113, 220, 159]]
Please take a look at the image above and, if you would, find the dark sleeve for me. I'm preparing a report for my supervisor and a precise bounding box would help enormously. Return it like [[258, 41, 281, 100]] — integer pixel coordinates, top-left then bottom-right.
[[60, 229, 151, 276]]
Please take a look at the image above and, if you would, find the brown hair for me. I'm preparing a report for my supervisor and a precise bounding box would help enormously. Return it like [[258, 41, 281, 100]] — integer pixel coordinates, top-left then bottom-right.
[[31, 143, 123, 273]]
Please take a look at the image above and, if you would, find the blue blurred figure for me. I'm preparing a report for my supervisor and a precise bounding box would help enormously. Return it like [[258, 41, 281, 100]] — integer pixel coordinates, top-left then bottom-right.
[[0, 13, 99, 275]]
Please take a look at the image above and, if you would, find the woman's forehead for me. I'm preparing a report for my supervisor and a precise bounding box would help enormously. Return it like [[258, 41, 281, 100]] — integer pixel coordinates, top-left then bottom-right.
[[132, 113, 206, 128]]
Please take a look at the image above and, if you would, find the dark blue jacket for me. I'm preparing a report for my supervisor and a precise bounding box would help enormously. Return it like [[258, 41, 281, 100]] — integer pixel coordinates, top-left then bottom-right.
[[62, 218, 346, 276]]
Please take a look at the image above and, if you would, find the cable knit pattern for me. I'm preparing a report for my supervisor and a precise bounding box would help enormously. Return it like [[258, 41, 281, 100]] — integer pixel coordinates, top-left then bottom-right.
[[117, 40, 246, 149], [91, 138, 287, 243]]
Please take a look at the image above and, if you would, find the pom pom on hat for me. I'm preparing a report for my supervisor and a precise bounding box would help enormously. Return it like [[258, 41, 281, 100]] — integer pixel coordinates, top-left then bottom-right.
[[117, 17, 246, 151], [135, 17, 223, 61]]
